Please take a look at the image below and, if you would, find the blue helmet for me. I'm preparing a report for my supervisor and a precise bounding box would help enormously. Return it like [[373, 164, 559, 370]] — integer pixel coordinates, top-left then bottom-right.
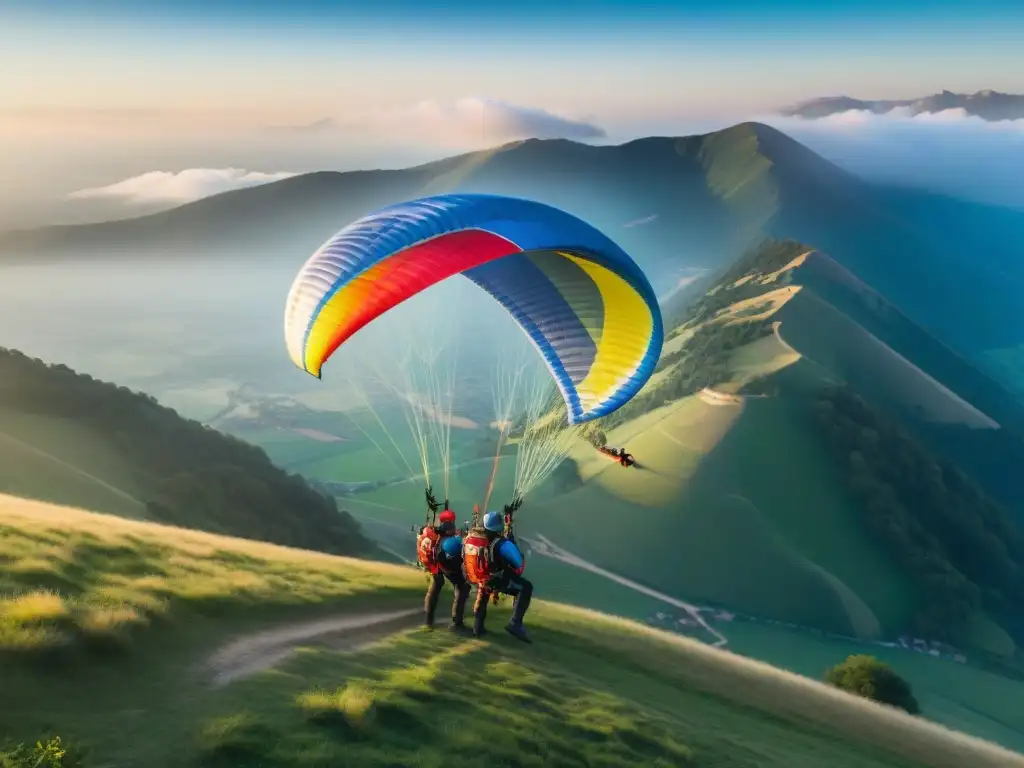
[[483, 511, 503, 532]]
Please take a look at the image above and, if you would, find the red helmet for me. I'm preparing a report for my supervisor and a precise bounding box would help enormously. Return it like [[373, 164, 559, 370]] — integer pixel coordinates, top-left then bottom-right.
[[438, 509, 456, 524]]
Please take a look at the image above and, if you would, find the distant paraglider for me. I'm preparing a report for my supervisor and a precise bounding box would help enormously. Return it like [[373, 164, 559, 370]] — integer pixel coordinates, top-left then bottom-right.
[[283, 193, 663, 426], [596, 445, 637, 468]]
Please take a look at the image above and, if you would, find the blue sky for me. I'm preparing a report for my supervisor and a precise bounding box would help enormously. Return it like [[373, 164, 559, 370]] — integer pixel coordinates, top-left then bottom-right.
[[3, 0, 1022, 118], [1, 0, 1022, 229]]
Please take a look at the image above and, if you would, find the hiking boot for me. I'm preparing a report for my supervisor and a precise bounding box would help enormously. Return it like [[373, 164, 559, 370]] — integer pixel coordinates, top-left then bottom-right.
[[505, 622, 532, 644], [449, 621, 472, 635]]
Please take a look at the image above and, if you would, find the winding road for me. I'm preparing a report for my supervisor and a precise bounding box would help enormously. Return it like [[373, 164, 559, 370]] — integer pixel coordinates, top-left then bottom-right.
[[527, 534, 729, 648]]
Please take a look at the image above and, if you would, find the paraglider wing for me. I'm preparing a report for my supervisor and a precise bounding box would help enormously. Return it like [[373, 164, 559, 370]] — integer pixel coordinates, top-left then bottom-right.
[[283, 194, 663, 424]]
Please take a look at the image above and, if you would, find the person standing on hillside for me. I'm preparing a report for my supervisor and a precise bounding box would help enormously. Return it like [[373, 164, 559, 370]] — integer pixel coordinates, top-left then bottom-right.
[[417, 508, 470, 632], [463, 509, 533, 643]]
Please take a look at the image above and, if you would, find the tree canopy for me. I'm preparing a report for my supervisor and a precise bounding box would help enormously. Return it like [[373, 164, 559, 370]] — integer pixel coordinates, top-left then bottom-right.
[[825, 654, 920, 714], [0, 348, 373, 557], [808, 385, 1024, 643]]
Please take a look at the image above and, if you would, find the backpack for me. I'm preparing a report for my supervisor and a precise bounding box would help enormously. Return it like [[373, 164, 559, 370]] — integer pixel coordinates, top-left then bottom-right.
[[464, 528, 502, 586], [416, 526, 442, 574]]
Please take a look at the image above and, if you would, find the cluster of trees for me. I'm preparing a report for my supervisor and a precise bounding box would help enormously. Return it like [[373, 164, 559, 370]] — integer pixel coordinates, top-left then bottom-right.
[[824, 655, 920, 714], [808, 385, 1024, 641], [583, 425, 608, 448], [720, 238, 808, 285], [666, 239, 807, 329], [0, 348, 373, 556], [595, 239, 807, 430], [663, 237, 806, 327]]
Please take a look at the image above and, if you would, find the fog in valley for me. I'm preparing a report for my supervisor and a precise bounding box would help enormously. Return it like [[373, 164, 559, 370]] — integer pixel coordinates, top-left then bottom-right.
[[0, 255, 534, 422]]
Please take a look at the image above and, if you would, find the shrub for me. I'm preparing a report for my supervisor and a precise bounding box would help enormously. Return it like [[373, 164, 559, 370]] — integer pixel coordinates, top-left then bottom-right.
[[824, 655, 921, 714], [0, 737, 82, 768]]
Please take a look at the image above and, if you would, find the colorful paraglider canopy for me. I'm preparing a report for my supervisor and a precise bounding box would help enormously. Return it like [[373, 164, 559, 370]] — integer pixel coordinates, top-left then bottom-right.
[[283, 194, 663, 424]]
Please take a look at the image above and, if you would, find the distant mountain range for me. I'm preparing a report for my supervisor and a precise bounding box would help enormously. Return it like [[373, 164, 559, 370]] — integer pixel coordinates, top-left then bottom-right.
[[780, 89, 1024, 120], [4, 121, 1024, 391]]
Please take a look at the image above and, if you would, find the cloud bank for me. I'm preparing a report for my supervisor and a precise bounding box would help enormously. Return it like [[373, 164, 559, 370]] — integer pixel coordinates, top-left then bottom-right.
[[764, 107, 1024, 210], [276, 97, 606, 145], [69, 168, 297, 205]]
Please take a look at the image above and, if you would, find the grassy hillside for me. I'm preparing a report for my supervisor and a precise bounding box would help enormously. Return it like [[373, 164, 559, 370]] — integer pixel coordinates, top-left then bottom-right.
[[2, 495, 1022, 768], [0, 348, 376, 557], [526, 395, 915, 638], [769, 251, 1024, 522], [192, 235, 1024, 661], [806, 387, 1024, 650], [501, 239, 1024, 653]]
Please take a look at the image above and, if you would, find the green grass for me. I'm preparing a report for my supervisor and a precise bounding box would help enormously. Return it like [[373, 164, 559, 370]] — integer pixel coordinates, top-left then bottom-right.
[[250, 402, 494, 487], [692, 397, 916, 631], [524, 394, 915, 637], [776, 292, 998, 428], [249, 433, 358, 471], [724, 621, 1024, 755], [0, 493, 423, 661], [300, 444, 405, 481], [346, 454, 1024, 756], [0, 409, 146, 519], [342, 451, 516, 517], [726, 329, 802, 388], [205, 633, 698, 768], [964, 613, 1018, 658], [1, 494, 1021, 768]]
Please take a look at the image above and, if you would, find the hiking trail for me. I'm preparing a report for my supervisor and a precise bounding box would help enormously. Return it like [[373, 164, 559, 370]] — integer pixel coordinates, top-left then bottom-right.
[[205, 608, 421, 687]]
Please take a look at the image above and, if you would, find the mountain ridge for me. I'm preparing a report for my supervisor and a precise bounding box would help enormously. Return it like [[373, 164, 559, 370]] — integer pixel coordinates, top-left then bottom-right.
[[4, 120, 1024, 392], [780, 89, 1024, 120], [526, 237, 1024, 655], [0, 347, 379, 558]]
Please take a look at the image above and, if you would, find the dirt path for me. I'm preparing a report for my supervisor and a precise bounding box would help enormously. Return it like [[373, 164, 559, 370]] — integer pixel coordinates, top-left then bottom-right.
[[205, 608, 422, 687], [528, 534, 729, 648], [0, 429, 147, 512]]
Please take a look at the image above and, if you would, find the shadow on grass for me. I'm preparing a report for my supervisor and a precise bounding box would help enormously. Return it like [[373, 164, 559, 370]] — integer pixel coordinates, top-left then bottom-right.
[[198, 626, 695, 768]]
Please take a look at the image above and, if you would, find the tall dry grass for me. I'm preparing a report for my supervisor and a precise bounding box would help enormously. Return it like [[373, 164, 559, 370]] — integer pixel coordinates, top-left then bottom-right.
[[540, 603, 1024, 768]]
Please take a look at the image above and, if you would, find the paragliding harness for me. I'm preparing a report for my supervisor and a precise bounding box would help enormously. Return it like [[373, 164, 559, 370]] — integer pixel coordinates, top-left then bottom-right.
[[415, 486, 449, 575], [464, 496, 523, 605]]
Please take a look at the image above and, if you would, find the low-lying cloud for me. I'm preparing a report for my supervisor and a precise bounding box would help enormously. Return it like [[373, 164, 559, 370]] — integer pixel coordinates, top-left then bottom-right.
[[275, 97, 606, 145], [623, 214, 659, 228], [764, 108, 1024, 210], [69, 168, 298, 205]]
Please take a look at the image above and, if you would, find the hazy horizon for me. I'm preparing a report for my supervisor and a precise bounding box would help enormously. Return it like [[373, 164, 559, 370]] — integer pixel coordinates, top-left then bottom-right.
[[3, 0, 1024, 229], [2, 109, 1023, 232], [3, 0, 1024, 416]]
